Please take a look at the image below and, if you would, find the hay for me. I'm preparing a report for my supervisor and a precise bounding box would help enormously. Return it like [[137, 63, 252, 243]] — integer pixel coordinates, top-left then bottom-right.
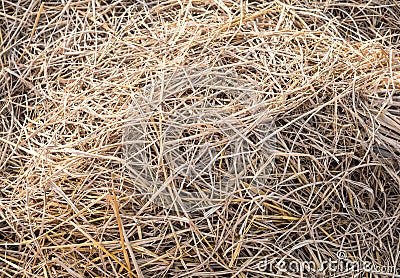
[[0, 0, 399, 277], [123, 68, 276, 213]]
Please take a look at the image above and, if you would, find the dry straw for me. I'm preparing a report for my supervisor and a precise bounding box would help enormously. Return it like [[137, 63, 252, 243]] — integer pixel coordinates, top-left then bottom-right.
[[0, 0, 399, 277], [123, 68, 276, 213]]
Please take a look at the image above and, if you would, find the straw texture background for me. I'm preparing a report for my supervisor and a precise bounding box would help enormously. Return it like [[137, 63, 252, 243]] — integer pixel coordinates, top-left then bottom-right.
[[1, 1, 399, 277]]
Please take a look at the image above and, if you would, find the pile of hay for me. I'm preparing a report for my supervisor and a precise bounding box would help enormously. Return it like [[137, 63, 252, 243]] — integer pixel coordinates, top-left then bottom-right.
[[1, 1, 399, 277]]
